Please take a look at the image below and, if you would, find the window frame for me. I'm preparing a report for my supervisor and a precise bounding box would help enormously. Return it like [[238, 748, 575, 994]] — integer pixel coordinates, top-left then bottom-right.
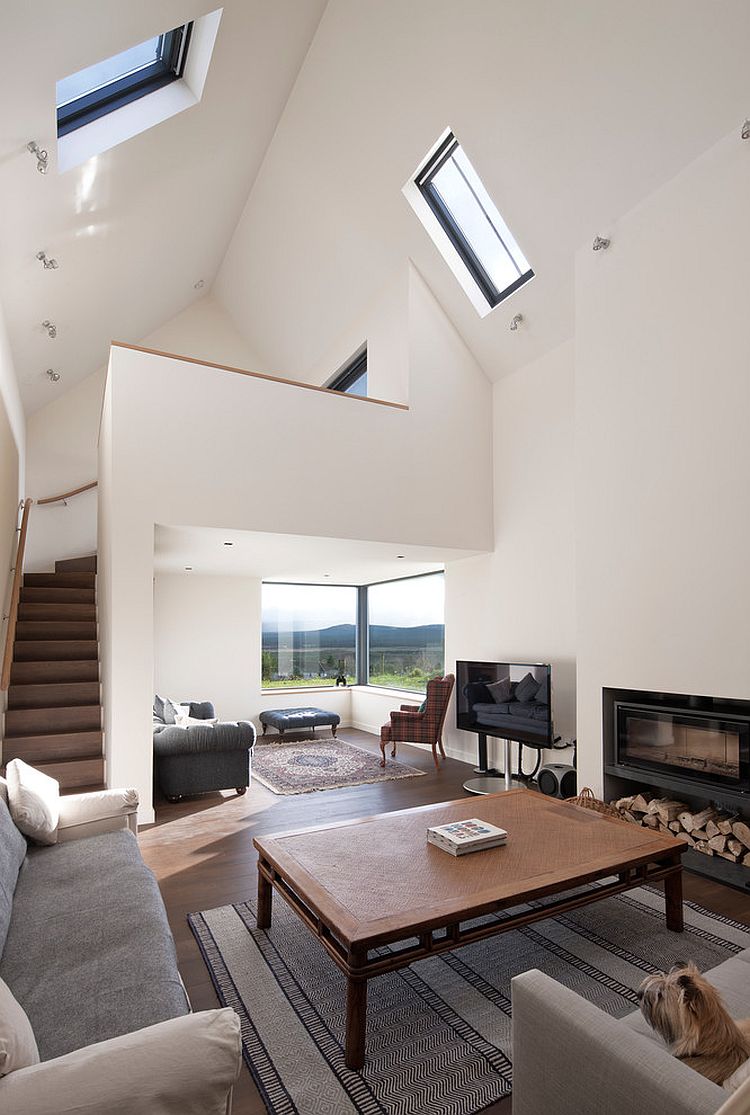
[[415, 132, 533, 309], [57, 23, 193, 137], [259, 571, 445, 696], [327, 346, 367, 396]]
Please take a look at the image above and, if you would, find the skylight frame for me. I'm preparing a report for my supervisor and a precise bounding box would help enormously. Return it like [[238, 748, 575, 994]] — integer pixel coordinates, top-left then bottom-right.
[[415, 132, 534, 310], [57, 23, 193, 138]]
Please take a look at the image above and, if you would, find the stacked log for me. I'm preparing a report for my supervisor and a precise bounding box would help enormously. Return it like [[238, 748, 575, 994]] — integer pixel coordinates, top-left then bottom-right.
[[611, 794, 750, 866]]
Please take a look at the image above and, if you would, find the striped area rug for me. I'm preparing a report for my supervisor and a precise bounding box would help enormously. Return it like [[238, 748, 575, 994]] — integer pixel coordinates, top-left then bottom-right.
[[189, 888, 750, 1114]]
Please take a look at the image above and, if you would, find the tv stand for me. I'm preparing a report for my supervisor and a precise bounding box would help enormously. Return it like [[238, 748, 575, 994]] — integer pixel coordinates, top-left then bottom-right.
[[464, 733, 519, 795]]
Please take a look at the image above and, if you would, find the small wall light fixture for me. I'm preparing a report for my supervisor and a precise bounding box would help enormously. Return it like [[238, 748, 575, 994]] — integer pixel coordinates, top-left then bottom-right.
[[27, 141, 48, 174], [193, 279, 205, 289], [41, 320, 57, 338], [223, 541, 234, 547], [46, 368, 61, 382], [36, 251, 58, 270], [509, 313, 524, 331], [592, 235, 611, 251], [742, 120, 750, 141]]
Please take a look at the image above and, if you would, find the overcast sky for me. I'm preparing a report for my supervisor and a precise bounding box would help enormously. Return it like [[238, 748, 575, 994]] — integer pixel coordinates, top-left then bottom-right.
[[263, 574, 444, 630]]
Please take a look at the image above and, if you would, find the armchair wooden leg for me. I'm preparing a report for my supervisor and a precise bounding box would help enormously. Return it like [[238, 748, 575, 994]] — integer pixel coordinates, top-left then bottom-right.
[[391, 741, 397, 758], [379, 728, 388, 768], [437, 734, 446, 760], [431, 744, 440, 769]]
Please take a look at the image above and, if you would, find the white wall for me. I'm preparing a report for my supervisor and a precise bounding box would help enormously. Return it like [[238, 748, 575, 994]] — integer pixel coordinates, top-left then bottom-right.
[[24, 295, 261, 572], [575, 127, 750, 794], [25, 368, 104, 571], [0, 297, 24, 748], [154, 571, 352, 732], [99, 266, 493, 820], [443, 340, 577, 769]]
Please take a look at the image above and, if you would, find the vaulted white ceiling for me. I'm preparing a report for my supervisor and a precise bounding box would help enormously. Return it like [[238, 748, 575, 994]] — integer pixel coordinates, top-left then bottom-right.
[[215, 0, 750, 384], [2, 1, 749, 414], [0, 0, 326, 412]]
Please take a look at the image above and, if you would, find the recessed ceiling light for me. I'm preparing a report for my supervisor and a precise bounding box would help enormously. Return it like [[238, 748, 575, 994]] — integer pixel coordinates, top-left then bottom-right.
[[396, 555, 405, 559], [185, 566, 192, 571], [223, 541, 234, 547], [324, 574, 330, 578]]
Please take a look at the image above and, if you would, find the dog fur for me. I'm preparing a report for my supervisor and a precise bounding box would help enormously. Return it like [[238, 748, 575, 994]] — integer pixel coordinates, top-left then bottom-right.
[[638, 962, 750, 1085]]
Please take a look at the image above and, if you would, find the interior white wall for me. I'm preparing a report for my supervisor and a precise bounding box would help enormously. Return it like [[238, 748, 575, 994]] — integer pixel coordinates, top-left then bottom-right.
[[575, 127, 750, 794], [154, 571, 352, 733], [442, 340, 577, 770], [99, 266, 493, 820], [0, 297, 24, 750], [24, 295, 262, 572]]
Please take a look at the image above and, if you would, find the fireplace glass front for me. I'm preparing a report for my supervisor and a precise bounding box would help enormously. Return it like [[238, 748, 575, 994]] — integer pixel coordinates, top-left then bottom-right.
[[615, 703, 750, 790]]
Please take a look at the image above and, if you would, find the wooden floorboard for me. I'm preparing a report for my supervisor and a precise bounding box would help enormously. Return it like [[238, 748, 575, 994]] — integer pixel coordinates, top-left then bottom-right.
[[138, 728, 750, 1115]]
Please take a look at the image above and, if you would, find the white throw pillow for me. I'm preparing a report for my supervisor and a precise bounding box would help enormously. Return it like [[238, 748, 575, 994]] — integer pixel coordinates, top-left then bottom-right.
[[6, 759, 60, 845], [0, 976, 39, 1076]]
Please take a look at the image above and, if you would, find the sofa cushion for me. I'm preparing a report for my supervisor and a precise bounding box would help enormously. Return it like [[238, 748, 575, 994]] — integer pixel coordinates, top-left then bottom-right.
[[515, 672, 541, 703], [0, 975, 39, 1076], [0, 799, 26, 958], [6, 760, 59, 846], [189, 701, 216, 720], [487, 676, 512, 703], [0, 830, 188, 1061]]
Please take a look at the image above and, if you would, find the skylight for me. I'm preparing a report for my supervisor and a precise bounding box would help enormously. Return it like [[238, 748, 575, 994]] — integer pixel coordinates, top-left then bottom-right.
[[409, 131, 533, 312], [56, 24, 192, 137], [328, 347, 368, 396]]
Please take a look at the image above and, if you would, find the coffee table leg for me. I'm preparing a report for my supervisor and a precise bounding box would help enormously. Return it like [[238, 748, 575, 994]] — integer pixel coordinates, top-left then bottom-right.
[[664, 865, 684, 932], [257, 861, 273, 929], [345, 975, 367, 1070]]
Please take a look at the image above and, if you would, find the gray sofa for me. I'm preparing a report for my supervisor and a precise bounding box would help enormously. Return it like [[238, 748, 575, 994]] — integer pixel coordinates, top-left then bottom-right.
[[512, 955, 750, 1114], [0, 778, 241, 1113], [153, 698, 255, 801]]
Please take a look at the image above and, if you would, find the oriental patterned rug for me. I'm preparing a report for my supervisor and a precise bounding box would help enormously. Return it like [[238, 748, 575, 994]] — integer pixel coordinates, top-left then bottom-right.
[[189, 886, 750, 1114], [252, 736, 425, 794]]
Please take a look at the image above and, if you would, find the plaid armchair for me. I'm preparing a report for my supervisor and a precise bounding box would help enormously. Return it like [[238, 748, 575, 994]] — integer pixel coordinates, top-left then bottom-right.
[[379, 674, 455, 769]]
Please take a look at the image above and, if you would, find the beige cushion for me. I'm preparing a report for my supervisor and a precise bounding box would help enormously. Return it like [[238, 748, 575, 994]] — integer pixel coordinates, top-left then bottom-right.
[[5, 761, 59, 846], [0, 977, 39, 1077]]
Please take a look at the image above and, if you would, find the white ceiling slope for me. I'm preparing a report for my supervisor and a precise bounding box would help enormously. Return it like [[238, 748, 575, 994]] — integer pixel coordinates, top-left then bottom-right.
[[0, 0, 327, 413], [215, 0, 750, 384]]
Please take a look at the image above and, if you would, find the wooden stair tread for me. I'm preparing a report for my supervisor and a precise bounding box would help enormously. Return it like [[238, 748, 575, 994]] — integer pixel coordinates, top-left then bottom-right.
[[13, 640, 98, 661], [4, 705, 102, 737], [10, 660, 99, 684], [34, 757, 104, 789], [7, 681, 100, 709], [55, 556, 97, 574], [18, 603, 96, 621], [21, 587, 95, 604], [2, 730, 103, 763], [62, 783, 106, 796], [23, 572, 95, 588], [15, 621, 97, 640]]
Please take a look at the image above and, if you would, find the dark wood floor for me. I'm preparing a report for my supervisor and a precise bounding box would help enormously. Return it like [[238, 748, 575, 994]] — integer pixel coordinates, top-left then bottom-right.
[[139, 729, 750, 1115]]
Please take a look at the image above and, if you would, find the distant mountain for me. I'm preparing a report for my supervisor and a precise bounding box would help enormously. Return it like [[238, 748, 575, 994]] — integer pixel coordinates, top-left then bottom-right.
[[261, 623, 443, 650]]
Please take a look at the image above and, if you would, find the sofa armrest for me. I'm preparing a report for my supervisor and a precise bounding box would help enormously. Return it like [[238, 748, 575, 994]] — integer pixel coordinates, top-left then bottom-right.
[[400, 703, 420, 712], [57, 787, 139, 842], [512, 970, 724, 1115], [0, 1008, 241, 1115], [154, 722, 255, 757]]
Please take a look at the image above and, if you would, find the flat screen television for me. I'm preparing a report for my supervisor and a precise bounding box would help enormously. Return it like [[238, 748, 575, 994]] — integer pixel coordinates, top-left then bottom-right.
[[456, 660, 553, 748]]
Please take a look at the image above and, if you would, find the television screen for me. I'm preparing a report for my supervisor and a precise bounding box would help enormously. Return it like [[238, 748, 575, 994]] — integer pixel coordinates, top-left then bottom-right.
[[456, 660, 552, 748]]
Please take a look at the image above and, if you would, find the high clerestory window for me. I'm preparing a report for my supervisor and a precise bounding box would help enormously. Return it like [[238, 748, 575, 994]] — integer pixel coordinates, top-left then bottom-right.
[[328, 346, 367, 397], [56, 23, 193, 137], [412, 131, 533, 311]]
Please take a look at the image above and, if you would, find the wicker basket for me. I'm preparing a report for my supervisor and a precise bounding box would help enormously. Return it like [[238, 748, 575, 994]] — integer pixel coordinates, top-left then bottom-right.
[[566, 786, 621, 819]]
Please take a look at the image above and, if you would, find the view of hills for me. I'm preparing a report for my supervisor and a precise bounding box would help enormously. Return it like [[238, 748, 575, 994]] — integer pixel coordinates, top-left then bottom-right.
[[261, 623, 444, 650]]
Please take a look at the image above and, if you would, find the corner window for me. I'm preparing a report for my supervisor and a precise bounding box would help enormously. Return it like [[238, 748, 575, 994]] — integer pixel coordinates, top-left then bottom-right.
[[368, 573, 445, 691], [413, 131, 533, 310], [327, 347, 367, 396], [56, 23, 192, 137], [261, 583, 357, 689]]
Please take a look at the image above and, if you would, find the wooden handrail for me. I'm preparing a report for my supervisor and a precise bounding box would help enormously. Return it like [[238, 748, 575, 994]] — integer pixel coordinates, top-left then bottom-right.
[[110, 341, 410, 411], [37, 480, 97, 506], [1, 499, 33, 691]]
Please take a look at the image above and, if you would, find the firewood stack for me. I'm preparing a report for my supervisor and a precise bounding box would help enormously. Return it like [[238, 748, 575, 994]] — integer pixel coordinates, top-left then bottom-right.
[[611, 794, 750, 866]]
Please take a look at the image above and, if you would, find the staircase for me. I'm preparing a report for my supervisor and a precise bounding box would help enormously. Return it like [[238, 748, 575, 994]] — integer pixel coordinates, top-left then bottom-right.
[[3, 555, 104, 792]]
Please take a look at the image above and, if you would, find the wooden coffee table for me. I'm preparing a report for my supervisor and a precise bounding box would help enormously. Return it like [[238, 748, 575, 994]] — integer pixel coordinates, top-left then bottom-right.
[[254, 789, 684, 1069]]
